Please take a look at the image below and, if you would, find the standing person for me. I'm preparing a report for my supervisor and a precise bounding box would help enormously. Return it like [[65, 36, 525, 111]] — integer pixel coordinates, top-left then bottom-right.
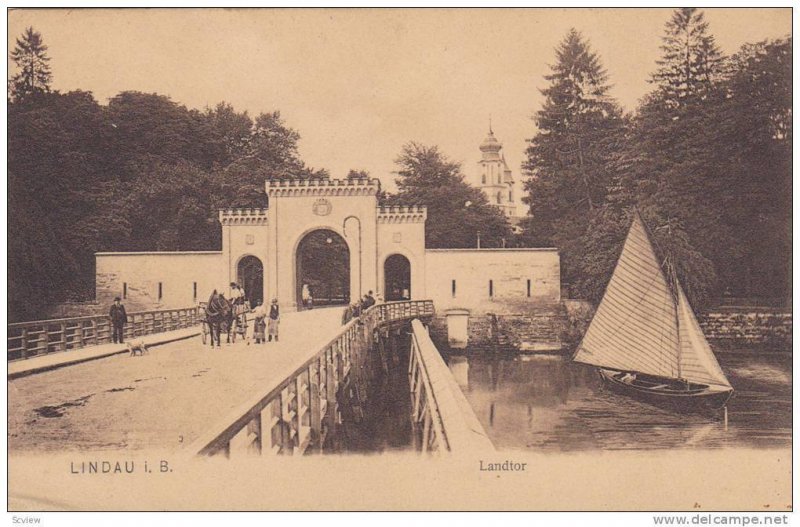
[[301, 283, 313, 310], [268, 299, 280, 342], [109, 296, 128, 344], [251, 301, 267, 344], [230, 282, 245, 312], [230, 282, 244, 303], [365, 290, 376, 308]]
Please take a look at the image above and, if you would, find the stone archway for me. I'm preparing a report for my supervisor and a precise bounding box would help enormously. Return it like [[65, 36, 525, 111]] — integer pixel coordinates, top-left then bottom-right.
[[237, 255, 264, 308], [295, 229, 351, 309], [384, 254, 411, 301]]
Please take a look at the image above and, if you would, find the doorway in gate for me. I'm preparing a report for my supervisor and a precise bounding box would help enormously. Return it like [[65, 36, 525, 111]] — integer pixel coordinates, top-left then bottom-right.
[[295, 229, 350, 309], [237, 255, 264, 308], [384, 254, 411, 301]]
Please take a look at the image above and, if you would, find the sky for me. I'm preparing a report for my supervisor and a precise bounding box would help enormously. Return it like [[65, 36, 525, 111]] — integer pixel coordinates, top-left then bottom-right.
[[8, 8, 791, 194]]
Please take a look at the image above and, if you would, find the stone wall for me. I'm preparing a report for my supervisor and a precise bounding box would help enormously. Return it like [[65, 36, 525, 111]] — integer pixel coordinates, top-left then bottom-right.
[[424, 248, 560, 315], [96, 251, 225, 312], [429, 300, 792, 355], [698, 309, 792, 347], [429, 303, 568, 353]]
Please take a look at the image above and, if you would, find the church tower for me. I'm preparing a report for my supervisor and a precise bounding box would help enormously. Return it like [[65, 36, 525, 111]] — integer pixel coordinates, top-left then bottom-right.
[[476, 124, 516, 218]]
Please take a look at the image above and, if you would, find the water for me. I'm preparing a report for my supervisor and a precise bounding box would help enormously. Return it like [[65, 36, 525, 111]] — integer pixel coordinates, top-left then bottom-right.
[[339, 334, 414, 453], [446, 350, 791, 451]]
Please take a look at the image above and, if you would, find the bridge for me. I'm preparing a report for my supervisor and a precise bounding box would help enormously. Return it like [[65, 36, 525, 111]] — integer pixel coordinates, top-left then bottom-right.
[[8, 300, 493, 456]]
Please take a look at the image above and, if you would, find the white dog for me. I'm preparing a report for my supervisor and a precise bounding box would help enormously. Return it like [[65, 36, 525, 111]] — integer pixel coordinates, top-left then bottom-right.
[[127, 339, 149, 357]]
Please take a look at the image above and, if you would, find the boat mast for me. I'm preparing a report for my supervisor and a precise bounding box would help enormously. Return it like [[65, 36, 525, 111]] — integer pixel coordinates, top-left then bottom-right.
[[667, 257, 682, 382]]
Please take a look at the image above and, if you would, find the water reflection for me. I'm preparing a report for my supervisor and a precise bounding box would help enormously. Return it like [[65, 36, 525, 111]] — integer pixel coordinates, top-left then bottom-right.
[[446, 351, 791, 451]]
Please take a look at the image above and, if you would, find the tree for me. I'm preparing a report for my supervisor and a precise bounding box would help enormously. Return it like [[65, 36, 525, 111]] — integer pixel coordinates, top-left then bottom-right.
[[346, 169, 371, 180], [8, 90, 113, 320], [586, 11, 728, 307], [522, 29, 625, 287], [221, 110, 326, 207], [9, 27, 53, 102], [204, 102, 253, 164], [107, 91, 223, 174], [524, 29, 623, 220], [707, 37, 792, 297], [650, 8, 724, 111], [591, 14, 792, 307], [386, 142, 512, 248]]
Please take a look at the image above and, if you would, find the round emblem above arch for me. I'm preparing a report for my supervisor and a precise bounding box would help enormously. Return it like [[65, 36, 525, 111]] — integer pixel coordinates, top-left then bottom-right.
[[312, 198, 332, 216]]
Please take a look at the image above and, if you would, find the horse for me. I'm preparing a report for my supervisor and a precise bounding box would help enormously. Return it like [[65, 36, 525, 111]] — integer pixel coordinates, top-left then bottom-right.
[[205, 294, 235, 347]]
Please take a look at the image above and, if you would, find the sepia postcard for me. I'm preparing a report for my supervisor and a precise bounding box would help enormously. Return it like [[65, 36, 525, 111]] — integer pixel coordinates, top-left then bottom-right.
[[5, 6, 793, 520]]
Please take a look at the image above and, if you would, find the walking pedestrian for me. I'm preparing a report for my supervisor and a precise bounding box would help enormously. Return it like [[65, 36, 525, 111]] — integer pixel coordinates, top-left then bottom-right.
[[268, 298, 280, 342], [109, 296, 128, 344]]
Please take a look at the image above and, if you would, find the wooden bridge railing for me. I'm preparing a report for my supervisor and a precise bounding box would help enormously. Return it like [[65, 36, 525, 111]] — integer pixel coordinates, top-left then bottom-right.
[[190, 300, 435, 458], [7, 307, 200, 361], [408, 319, 495, 454]]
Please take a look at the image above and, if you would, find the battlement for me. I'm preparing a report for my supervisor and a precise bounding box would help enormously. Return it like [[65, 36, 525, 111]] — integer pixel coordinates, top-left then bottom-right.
[[377, 205, 427, 224], [219, 208, 269, 226], [265, 177, 380, 198]]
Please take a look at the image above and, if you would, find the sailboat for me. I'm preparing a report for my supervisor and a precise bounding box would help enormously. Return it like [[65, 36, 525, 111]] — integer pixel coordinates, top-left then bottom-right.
[[572, 212, 734, 412]]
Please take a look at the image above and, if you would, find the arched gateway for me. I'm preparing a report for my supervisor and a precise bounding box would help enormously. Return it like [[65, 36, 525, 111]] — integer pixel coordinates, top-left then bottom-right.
[[295, 229, 350, 308], [218, 178, 428, 311], [237, 255, 264, 307]]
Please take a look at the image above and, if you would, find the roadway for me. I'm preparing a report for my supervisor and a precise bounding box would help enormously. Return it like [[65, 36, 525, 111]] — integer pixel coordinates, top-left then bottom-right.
[[8, 307, 345, 453]]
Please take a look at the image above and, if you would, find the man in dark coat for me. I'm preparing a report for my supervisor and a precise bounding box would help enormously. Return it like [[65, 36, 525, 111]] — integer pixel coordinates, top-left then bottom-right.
[[364, 290, 376, 309], [109, 297, 128, 344]]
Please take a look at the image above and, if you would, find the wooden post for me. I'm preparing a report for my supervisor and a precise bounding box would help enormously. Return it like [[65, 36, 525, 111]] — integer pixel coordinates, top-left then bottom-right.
[[77, 321, 85, 349], [259, 405, 272, 455], [20, 327, 28, 360], [277, 391, 288, 454], [326, 359, 338, 442], [295, 375, 306, 452], [421, 404, 431, 453], [90, 319, 98, 345], [310, 367, 322, 453], [412, 369, 423, 420], [60, 323, 67, 352]]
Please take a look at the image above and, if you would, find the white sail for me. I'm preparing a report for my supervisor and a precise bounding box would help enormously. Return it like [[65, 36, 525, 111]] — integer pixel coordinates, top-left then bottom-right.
[[573, 214, 680, 379], [574, 213, 732, 390], [676, 283, 732, 388]]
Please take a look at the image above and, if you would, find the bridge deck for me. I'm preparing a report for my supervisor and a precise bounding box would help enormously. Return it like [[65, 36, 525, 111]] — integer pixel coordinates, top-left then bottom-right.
[[8, 307, 345, 453]]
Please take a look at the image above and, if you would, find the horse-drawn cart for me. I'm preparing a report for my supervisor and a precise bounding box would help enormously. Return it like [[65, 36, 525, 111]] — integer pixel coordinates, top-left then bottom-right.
[[199, 300, 250, 346]]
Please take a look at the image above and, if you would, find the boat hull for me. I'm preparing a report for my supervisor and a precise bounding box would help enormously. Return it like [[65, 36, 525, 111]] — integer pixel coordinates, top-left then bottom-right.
[[598, 368, 733, 413]]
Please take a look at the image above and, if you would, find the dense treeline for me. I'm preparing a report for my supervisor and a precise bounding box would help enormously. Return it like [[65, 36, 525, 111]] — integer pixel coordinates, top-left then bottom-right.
[[521, 9, 791, 308], [8, 28, 329, 321], [9, 91, 327, 320]]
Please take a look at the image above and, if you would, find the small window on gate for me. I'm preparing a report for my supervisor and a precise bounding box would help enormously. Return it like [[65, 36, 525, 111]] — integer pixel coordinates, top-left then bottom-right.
[[158, 282, 163, 301], [489, 280, 494, 297], [193, 282, 197, 302], [123, 282, 127, 299], [527, 279, 531, 297], [451, 279, 456, 298]]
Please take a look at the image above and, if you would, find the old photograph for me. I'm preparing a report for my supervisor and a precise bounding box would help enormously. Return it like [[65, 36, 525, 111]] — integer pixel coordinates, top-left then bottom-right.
[[5, 7, 793, 516]]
